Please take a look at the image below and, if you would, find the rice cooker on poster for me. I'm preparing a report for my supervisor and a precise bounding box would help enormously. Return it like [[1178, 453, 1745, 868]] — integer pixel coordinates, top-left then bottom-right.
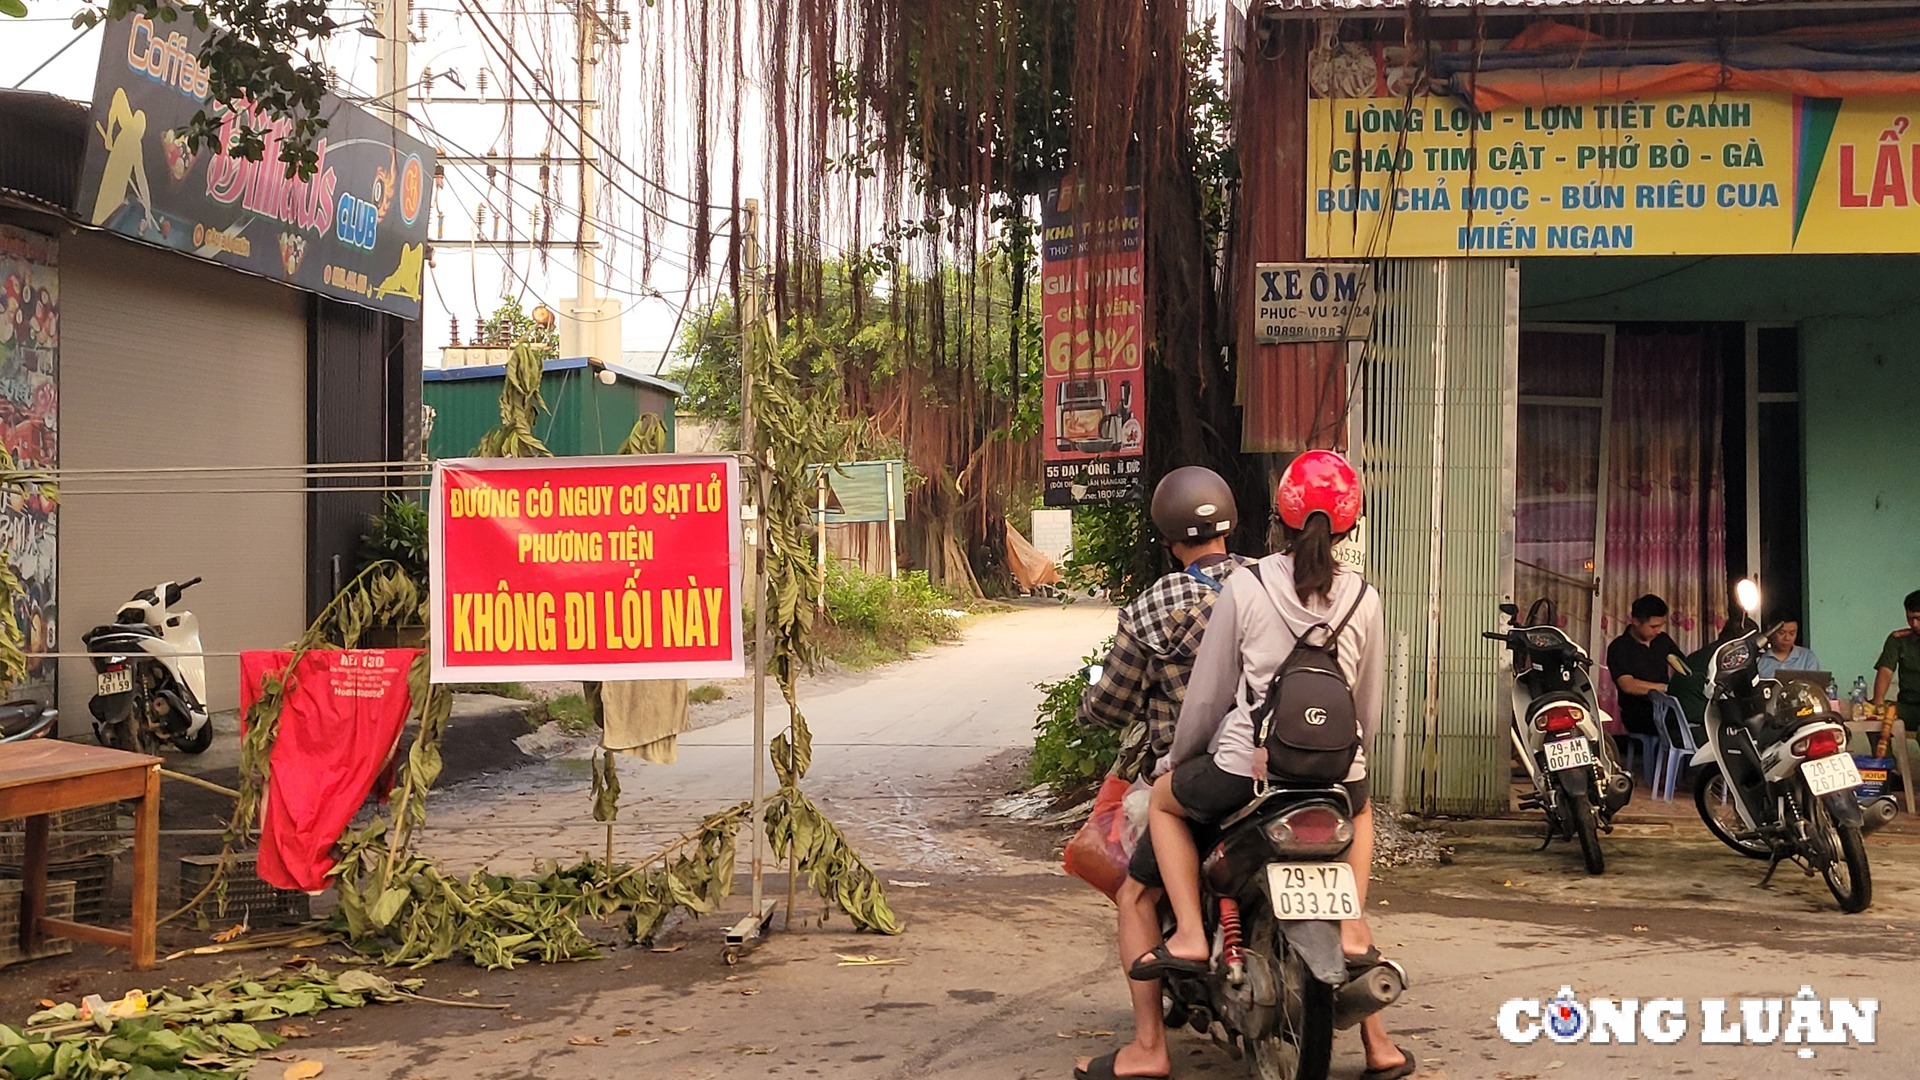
[[1055, 378, 1121, 454]]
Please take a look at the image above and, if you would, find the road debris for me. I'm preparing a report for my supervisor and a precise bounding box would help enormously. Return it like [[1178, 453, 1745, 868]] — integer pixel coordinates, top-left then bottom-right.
[[1375, 814, 1454, 869]]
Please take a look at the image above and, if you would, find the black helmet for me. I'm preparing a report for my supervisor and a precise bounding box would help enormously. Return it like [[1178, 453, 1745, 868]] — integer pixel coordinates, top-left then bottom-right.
[[1150, 466, 1237, 543]]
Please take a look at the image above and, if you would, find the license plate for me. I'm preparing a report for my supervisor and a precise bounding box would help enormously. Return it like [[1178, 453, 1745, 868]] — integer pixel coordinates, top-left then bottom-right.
[[1803, 754, 1864, 797], [1545, 738, 1594, 772], [1266, 863, 1360, 920], [97, 669, 133, 695]]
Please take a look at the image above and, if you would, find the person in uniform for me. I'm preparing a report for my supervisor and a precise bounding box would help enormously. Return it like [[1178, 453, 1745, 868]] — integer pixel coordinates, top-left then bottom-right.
[[1870, 590, 1920, 728]]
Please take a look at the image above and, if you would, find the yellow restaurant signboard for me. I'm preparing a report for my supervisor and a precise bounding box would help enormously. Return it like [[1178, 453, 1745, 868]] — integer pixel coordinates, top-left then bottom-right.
[[1306, 92, 1920, 257]]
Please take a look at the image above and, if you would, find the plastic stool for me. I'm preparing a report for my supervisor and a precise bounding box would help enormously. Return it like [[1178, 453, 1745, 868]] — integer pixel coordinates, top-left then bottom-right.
[[1623, 733, 1662, 788]]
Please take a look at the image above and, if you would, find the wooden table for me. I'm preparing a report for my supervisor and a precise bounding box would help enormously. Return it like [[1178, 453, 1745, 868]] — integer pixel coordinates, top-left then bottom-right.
[[0, 741, 161, 970]]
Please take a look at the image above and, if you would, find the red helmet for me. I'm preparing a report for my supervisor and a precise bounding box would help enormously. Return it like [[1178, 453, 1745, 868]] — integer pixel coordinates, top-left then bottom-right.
[[1275, 450, 1362, 534]]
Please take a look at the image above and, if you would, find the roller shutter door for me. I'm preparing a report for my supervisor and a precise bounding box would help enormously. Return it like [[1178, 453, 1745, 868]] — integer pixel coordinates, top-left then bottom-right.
[[57, 231, 307, 729]]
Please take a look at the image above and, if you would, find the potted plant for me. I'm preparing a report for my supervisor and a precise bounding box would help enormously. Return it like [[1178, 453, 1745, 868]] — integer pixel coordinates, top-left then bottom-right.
[[357, 494, 430, 649]]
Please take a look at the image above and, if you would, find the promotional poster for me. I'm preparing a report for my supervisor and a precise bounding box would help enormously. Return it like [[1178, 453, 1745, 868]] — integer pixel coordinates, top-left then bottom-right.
[[75, 15, 434, 318], [429, 455, 745, 683], [1040, 180, 1145, 507]]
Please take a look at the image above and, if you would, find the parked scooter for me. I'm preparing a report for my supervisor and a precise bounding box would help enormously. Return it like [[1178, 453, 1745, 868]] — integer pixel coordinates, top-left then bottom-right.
[[1155, 786, 1405, 1080], [0, 700, 56, 744], [1690, 578, 1873, 912], [82, 577, 213, 755], [1485, 600, 1635, 874]]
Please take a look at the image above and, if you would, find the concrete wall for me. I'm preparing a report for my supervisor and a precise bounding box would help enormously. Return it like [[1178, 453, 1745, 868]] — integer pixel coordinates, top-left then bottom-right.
[[1522, 256, 1920, 686]]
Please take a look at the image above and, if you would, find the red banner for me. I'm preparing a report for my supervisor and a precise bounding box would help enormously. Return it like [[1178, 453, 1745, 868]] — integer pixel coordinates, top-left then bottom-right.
[[241, 649, 417, 891], [429, 455, 745, 682]]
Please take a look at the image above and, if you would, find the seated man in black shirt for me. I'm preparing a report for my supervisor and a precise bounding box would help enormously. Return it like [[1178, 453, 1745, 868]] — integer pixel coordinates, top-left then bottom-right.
[[1606, 594, 1686, 752]]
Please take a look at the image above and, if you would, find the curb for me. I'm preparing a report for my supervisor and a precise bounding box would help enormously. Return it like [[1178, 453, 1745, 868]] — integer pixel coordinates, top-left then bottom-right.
[[1425, 817, 1679, 839]]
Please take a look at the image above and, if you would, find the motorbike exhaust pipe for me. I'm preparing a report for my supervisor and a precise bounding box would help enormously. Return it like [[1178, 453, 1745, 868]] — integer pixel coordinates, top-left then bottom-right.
[[1860, 796, 1900, 836], [1601, 770, 1635, 815], [1333, 960, 1407, 1030]]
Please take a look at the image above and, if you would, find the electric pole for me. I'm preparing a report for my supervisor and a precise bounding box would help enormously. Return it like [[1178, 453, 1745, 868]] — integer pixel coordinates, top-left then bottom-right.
[[422, 1, 625, 361], [569, 0, 599, 343], [373, 0, 411, 133]]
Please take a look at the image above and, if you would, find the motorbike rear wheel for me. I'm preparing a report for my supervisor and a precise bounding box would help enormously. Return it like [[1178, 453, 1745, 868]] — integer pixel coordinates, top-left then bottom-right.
[[1563, 785, 1604, 875], [1810, 792, 1872, 914], [173, 721, 214, 755], [121, 682, 167, 757], [103, 718, 164, 757], [1694, 769, 1770, 859], [1247, 916, 1334, 1080]]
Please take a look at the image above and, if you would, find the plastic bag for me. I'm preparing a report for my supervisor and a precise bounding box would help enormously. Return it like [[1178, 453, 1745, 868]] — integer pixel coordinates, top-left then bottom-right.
[[1063, 775, 1152, 900]]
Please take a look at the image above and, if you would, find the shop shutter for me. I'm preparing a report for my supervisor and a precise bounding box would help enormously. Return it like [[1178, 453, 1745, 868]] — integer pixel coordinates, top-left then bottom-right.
[[56, 231, 307, 730], [1359, 258, 1517, 816]]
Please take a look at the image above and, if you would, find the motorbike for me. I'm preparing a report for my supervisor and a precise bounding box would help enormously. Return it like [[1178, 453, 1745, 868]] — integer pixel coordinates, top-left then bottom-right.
[[82, 577, 213, 755], [0, 700, 56, 744], [1485, 600, 1635, 874], [1690, 578, 1872, 912], [1156, 786, 1405, 1080]]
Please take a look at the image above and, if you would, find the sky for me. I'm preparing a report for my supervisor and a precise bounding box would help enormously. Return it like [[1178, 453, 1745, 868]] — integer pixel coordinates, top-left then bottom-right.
[[4, 3, 1229, 371], [1, 2, 753, 373]]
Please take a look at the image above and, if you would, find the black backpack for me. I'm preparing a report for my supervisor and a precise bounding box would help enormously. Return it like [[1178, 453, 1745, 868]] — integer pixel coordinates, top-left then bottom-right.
[[1246, 569, 1369, 785]]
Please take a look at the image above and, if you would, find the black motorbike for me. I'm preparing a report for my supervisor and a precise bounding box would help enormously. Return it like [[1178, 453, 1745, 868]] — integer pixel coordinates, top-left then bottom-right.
[[1485, 600, 1634, 874], [1691, 579, 1873, 912], [1157, 787, 1404, 1080]]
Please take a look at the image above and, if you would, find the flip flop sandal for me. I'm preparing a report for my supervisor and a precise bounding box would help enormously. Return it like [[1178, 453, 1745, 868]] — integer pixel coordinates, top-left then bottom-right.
[[1073, 1050, 1171, 1080], [1360, 1047, 1417, 1080], [1126, 943, 1208, 982]]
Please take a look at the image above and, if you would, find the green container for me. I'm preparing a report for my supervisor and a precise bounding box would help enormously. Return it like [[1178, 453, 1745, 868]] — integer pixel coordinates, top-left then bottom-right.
[[424, 356, 680, 458]]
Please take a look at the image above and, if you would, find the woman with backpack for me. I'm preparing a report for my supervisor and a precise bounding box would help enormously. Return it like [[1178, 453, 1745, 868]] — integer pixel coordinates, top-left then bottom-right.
[[1129, 449, 1414, 1080]]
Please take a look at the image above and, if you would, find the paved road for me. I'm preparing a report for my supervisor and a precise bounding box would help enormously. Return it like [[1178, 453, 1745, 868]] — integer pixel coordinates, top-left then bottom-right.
[[412, 600, 1117, 875], [34, 602, 1919, 1080]]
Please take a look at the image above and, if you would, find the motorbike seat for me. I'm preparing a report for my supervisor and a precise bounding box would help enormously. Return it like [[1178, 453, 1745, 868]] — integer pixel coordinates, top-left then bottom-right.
[[0, 700, 51, 741], [84, 623, 158, 643], [1216, 784, 1353, 834], [1524, 690, 1591, 717]]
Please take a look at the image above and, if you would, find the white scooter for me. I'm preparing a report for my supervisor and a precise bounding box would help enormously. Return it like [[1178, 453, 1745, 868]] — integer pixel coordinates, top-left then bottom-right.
[[83, 577, 213, 755], [1485, 600, 1634, 875], [1690, 578, 1872, 912]]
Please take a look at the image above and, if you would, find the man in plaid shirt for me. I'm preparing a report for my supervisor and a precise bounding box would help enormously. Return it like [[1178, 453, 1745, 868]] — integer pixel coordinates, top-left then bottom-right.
[[1079, 543, 1251, 780], [1074, 466, 1248, 1080]]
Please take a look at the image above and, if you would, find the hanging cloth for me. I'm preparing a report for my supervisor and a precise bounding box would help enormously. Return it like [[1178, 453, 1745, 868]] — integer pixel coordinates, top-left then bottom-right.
[[240, 649, 419, 892], [599, 679, 690, 764]]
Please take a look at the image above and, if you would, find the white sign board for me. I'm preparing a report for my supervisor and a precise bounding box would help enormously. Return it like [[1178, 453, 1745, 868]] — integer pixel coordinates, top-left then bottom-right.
[[1030, 509, 1074, 563], [1254, 263, 1376, 344]]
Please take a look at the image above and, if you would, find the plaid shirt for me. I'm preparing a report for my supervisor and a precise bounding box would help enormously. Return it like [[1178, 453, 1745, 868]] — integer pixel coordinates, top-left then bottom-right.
[[1078, 554, 1252, 777]]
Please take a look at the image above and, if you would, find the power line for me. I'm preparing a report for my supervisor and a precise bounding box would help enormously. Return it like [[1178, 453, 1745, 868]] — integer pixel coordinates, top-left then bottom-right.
[[11, 20, 98, 89], [319, 58, 714, 274], [430, 155, 666, 313], [456, 0, 729, 219], [410, 102, 710, 283]]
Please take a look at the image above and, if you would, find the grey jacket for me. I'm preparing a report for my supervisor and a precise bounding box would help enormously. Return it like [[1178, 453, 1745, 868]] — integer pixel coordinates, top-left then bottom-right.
[[1166, 554, 1385, 782]]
